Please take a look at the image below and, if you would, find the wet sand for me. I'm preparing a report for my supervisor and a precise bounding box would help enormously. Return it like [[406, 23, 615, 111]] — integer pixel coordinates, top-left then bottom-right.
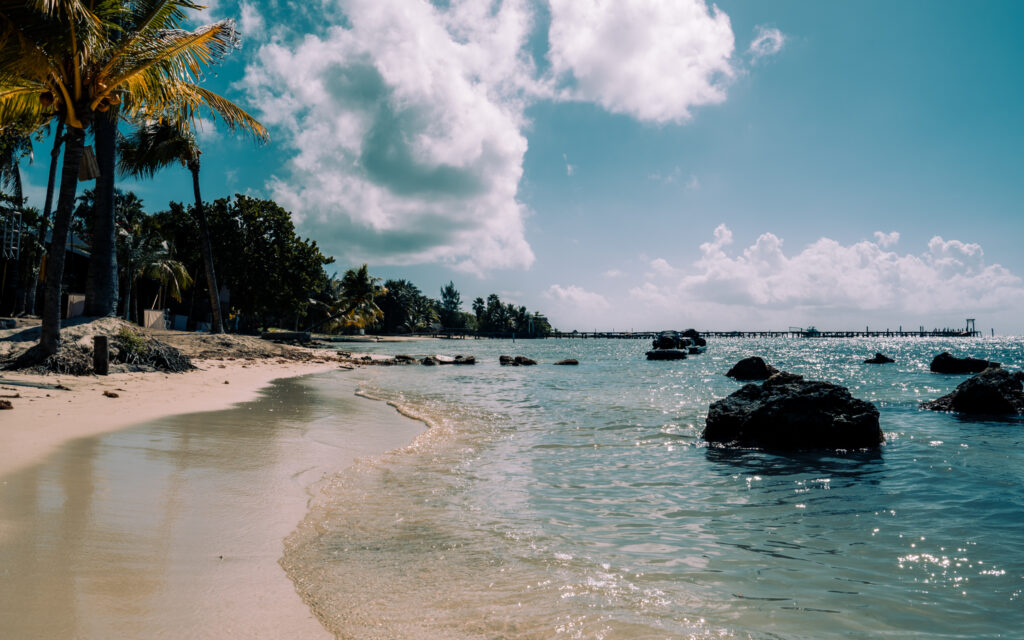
[[0, 369, 425, 639]]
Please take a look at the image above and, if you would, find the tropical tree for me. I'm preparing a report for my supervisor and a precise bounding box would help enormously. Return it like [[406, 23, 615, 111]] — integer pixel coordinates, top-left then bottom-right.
[[334, 264, 385, 330], [438, 280, 463, 328], [117, 208, 191, 324], [0, 0, 267, 354], [119, 121, 233, 332]]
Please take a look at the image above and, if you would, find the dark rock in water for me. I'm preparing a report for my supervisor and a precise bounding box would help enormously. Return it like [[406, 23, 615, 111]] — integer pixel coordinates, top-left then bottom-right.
[[554, 358, 579, 365], [930, 351, 999, 374], [704, 373, 883, 450], [449, 355, 475, 365], [0, 399, 11, 410], [682, 328, 707, 347], [646, 349, 687, 360], [421, 356, 439, 366], [726, 356, 779, 380], [655, 334, 678, 349], [500, 355, 537, 366], [864, 353, 895, 364], [921, 367, 1024, 415], [394, 354, 417, 364]]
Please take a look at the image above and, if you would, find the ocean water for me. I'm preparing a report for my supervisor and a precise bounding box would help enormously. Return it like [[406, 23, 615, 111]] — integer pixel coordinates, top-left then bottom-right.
[[285, 338, 1024, 639]]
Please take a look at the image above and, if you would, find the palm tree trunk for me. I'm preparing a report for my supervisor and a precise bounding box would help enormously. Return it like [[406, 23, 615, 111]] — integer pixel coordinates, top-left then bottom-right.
[[26, 122, 64, 316], [190, 162, 223, 333], [85, 109, 119, 317], [40, 127, 86, 355]]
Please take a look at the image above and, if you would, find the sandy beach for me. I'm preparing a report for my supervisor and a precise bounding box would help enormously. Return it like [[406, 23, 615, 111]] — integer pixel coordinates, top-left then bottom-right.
[[0, 322, 426, 639]]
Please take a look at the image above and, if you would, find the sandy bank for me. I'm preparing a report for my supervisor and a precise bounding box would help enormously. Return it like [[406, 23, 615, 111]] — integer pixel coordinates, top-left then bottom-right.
[[0, 358, 343, 477], [0, 356, 425, 639]]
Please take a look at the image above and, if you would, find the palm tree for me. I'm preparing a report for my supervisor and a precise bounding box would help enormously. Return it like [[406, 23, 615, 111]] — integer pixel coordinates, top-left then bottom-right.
[[310, 264, 385, 333], [118, 121, 232, 332], [117, 208, 191, 324], [0, 0, 268, 355]]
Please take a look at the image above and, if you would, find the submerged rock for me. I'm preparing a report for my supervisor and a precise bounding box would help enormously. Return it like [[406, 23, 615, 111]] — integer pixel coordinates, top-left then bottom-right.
[[394, 354, 417, 364], [930, 352, 999, 374], [921, 367, 1024, 415], [703, 372, 883, 450], [864, 353, 895, 364], [554, 359, 579, 365], [725, 356, 779, 381], [437, 355, 475, 365], [421, 356, 439, 366]]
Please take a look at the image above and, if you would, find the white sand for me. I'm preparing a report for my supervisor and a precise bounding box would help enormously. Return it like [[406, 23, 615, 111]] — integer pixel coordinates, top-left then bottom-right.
[[0, 360, 424, 639]]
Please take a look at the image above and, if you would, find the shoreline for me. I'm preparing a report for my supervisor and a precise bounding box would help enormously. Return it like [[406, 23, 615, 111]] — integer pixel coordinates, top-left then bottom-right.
[[0, 359, 426, 639], [0, 358, 343, 477]]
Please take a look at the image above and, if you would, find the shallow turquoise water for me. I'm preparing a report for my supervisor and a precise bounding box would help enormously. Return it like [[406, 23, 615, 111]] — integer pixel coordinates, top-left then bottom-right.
[[285, 338, 1024, 639]]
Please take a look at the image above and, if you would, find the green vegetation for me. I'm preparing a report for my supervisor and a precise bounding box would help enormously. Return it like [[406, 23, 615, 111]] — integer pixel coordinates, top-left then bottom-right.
[[0, 0, 267, 355]]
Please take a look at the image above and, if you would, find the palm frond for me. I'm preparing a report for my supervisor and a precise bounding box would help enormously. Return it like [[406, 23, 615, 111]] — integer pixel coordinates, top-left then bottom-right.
[[118, 120, 196, 178]]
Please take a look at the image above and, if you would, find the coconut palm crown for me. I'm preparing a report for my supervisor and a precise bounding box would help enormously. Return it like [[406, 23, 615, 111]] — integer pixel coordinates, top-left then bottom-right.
[[0, 0, 267, 355]]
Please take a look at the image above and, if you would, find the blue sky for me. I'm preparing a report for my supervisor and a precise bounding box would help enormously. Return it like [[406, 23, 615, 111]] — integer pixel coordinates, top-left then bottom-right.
[[22, 0, 1024, 333]]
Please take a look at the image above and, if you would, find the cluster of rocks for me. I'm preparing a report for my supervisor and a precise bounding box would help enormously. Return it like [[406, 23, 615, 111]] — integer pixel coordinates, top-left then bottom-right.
[[373, 354, 579, 367], [500, 355, 537, 366], [709, 348, 1021, 452]]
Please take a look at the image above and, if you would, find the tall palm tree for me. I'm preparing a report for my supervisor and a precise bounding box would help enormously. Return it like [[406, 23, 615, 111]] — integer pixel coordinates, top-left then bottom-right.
[[118, 121, 233, 332], [0, 0, 268, 355]]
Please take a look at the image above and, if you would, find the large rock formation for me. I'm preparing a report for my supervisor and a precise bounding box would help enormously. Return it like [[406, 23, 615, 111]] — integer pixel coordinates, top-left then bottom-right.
[[921, 367, 1024, 415], [554, 359, 579, 365], [930, 352, 999, 374], [725, 356, 779, 381], [703, 372, 883, 450], [864, 353, 895, 364]]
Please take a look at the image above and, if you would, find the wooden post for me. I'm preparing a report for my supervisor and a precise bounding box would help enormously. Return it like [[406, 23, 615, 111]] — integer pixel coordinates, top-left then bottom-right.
[[93, 335, 109, 375]]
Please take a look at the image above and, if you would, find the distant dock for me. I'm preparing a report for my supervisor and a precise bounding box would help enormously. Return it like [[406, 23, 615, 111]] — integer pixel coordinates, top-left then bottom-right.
[[550, 328, 980, 339]]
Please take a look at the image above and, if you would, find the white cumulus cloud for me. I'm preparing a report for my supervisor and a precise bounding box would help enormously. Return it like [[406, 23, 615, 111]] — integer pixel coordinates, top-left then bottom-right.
[[545, 284, 611, 310], [629, 225, 1024, 328], [874, 231, 900, 248], [241, 0, 538, 273], [241, 0, 753, 271], [547, 0, 736, 123]]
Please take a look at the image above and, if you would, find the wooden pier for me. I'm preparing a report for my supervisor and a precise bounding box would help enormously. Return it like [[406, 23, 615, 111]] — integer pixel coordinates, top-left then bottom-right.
[[550, 328, 980, 339]]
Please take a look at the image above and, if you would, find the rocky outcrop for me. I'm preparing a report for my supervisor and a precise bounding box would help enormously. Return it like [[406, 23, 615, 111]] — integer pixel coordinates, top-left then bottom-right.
[[500, 355, 537, 366], [421, 356, 439, 366], [703, 372, 883, 450], [725, 356, 779, 381], [394, 354, 417, 364], [864, 353, 895, 364], [554, 359, 579, 365], [930, 352, 999, 374], [682, 328, 707, 347], [921, 367, 1024, 415]]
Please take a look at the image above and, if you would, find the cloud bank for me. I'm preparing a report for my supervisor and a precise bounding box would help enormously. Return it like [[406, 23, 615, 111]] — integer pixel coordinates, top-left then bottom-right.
[[624, 225, 1024, 329], [241, 0, 750, 271]]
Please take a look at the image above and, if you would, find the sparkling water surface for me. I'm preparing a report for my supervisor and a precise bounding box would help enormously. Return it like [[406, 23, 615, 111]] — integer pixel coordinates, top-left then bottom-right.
[[285, 338, 1024, 639]]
